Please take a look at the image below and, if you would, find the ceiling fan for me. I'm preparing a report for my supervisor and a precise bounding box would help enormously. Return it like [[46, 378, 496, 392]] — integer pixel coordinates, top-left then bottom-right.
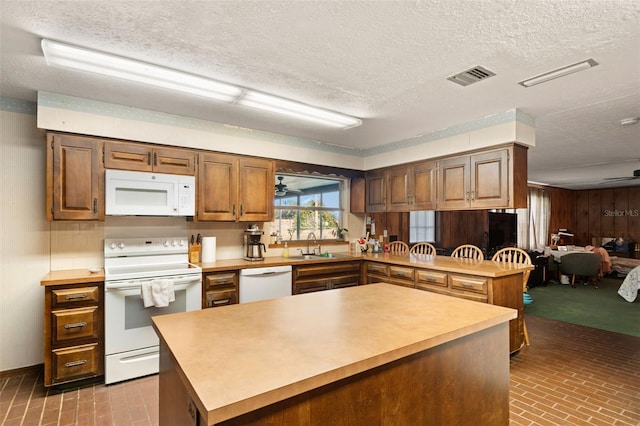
[[603, 169, 640, 182], [275, 176, 302, 196]]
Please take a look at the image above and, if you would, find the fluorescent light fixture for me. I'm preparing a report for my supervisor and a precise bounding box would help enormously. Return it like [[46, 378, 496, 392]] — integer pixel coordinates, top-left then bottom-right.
[[42, 39, 242, 102], [41, 39, 362, 129], [518, 59, 598, 87], [238, 91, 362, 128]]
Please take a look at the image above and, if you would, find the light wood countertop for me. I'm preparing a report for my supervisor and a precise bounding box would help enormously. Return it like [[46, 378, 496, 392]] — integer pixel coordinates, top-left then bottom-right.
[[152, 283, 516, 424], [41, 252, 531, 285], [41, 269, 105, 286], [201, 253, 532, 277]]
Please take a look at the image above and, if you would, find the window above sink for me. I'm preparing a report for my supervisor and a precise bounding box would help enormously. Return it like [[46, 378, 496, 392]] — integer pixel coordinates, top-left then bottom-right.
[[270, 174, 346, 243]]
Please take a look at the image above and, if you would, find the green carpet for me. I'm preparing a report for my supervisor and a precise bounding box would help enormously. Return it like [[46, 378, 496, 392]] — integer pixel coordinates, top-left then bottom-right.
[[525, 277, 640, 337]]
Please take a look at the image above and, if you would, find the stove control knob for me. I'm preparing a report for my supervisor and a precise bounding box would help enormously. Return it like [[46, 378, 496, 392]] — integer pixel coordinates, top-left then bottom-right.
[[178, 239, 185, 246], [109, 242, 117, 250], [118, 242, 125, 249], [171, 240, 177, 247], [163, 240, 170, 247]]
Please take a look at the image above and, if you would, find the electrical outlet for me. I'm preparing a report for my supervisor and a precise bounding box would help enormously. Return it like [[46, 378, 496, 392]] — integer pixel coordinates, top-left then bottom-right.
[[383, 230, 388, 237]]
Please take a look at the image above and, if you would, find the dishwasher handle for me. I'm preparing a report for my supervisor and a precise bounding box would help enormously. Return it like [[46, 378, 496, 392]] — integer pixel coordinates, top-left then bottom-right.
[[240, 265, 292, 277]]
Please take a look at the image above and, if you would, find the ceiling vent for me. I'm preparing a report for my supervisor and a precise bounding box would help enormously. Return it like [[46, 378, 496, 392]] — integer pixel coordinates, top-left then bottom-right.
[[447, 66, 496, 87]]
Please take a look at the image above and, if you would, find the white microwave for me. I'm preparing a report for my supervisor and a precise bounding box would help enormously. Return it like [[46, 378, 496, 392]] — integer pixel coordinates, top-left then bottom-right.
[[105, 169, 195, 216]]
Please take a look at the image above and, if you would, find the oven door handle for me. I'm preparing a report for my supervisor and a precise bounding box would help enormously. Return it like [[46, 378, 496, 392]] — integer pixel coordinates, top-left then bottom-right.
[[105, 276, 201, 290]]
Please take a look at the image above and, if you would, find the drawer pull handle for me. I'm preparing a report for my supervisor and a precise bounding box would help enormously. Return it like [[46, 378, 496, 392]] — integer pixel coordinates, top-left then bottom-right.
[[64, 359, 87, 368], [424, 277, 436, 282], [461, 282, 474, 287], [64, 321, 88, 329], [65, 294, 87, 300], [213, 299, 230, 305]]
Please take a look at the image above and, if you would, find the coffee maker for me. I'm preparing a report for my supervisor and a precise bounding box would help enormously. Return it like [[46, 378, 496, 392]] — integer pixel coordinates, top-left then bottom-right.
[[243, 224, 266, 261]]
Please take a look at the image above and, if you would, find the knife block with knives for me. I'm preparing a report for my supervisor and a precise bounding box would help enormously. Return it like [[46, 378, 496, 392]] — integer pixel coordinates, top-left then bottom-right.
[[189, 234, 201, 263]]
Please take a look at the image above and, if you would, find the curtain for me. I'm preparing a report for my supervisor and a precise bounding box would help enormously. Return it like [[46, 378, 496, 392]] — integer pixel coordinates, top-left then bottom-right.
[[527, 187, 551, 251]]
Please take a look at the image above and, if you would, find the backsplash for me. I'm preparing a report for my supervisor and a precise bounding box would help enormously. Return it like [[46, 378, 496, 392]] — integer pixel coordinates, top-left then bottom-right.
[[49, 217, 257, 270], [50, 221, 104, 270]]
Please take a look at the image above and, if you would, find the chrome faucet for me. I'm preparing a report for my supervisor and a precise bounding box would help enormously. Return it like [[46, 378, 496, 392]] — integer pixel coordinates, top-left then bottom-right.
[[307, 232, 317, 254]]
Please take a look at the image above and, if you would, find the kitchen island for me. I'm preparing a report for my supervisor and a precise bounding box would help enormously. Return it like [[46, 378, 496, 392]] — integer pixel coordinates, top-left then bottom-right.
[[152, 283, 516, 425]]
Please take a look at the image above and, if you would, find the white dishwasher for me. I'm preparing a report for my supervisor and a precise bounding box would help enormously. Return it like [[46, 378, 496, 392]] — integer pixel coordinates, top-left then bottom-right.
[[239, 265, 292, 303]]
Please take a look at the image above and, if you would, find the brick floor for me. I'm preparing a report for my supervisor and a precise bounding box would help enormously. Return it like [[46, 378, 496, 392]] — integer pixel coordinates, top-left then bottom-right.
[[1, 315, 639, 425]]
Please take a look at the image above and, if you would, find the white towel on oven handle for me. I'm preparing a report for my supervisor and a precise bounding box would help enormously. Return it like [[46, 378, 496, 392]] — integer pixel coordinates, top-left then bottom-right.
[[140, 281, 154, 308], [151, 278, 175, 308], [140, 279, 175, 308]]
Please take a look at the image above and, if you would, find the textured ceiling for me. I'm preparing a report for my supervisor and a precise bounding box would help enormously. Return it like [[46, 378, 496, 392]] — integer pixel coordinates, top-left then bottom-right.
[[1, 0, 639, 189]]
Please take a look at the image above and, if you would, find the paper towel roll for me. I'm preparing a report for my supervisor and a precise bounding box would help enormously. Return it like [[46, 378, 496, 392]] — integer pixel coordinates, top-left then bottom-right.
[[201, 237, 216, 263]]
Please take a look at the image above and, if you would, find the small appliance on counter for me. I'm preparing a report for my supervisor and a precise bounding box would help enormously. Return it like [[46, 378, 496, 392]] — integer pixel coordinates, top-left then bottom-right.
[[244, 224, 266, 261]]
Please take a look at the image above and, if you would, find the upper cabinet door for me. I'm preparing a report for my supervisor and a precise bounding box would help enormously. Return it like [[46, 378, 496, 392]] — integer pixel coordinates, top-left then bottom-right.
[[386, 165, 411, 212], [104, 141, 153, 172], [48, 134, 104, 221], [197, 154, 274, 222], [151, 146, 196, 175], [197, 153, 237, 221], [365, 170, 387, 212], [237, 157, 274, 222], [470, 149, 509, 208], [411, 161, 437, 211], [437, 155, 470, 210], [104, 141, 196, 175]]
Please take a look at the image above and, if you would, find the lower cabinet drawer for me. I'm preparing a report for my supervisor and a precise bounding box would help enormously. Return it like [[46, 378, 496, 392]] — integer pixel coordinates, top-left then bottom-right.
[[415, 270, 448, 288], [366, 263, 388, 275], [294, 279, 331, 294], [52, 307, 99, 344], [52, 286, 100, 307], [330, 274, 359, 289], [389, 266, 414, 280], [51, 343, 101, 384], [449, 275, 488, 294], [205, 272, 237, 289], [205, 289, 237, 307]]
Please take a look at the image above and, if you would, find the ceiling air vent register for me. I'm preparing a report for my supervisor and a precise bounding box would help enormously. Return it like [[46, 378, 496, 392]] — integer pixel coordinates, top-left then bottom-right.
[[447, 66, 496, 87]]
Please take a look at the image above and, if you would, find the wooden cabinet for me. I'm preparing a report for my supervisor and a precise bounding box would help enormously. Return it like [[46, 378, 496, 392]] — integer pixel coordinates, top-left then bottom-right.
[[293, 261, 361, 294], [366, 261, 416, 288], [437, 145, 527, 210], [350, 177, 366, 213], [411, 161, 438, 210], [386, 161, 438, 212], [104, 141, 196, 175], [367, 161, 437, 213], [44, 283, 104, 386], [46, 133, 104, 221], [365, 169, 387, 212], [198, 153, 275, 222], [363, 259, 524, 353], [203, 271, 239, 308]]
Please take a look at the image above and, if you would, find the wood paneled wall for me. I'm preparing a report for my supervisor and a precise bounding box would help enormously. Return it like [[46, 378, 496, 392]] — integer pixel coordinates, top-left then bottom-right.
[[436, 210, 488, 249], [574, 186, 639, 246], [369, 212, 410, 243], [547, 186, 576, 245]]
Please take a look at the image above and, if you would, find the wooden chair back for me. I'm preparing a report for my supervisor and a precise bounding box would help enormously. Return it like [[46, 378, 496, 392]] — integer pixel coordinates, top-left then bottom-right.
[[491, 247, 532, 287], [410, 242, 436, 256], [491, 246, 532, 345], [388, 241, 409, 254], [451, 244, 483, 260]]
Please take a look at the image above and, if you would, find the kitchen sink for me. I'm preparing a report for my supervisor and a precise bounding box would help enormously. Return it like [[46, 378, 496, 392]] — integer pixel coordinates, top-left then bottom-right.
[[288, 253, 352, 260]]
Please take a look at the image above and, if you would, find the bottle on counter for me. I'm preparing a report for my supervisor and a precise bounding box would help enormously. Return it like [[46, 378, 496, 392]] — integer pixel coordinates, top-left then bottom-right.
[[283, 242, 289, 258]]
